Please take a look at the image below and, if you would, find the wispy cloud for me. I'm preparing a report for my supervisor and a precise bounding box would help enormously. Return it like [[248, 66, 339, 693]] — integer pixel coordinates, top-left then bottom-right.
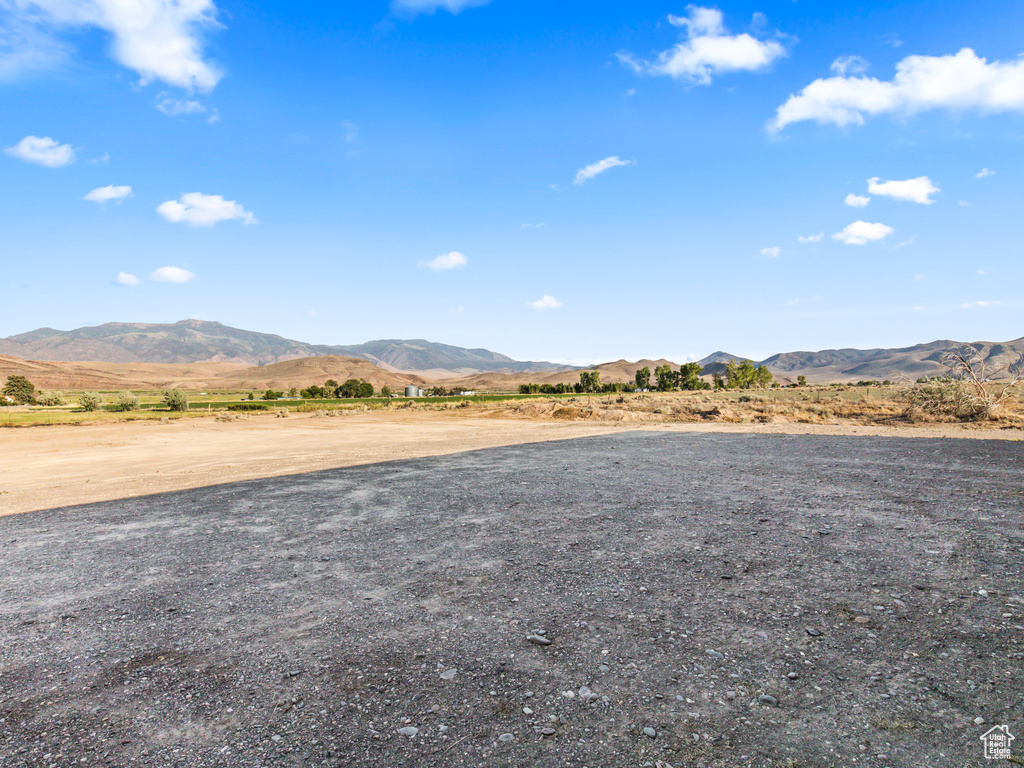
[[760, 246, 781, 258], [420, 251, 468, 271], [157, 192, 257, 226], [770, 48, 1024, 132], [150, 266, 196, 283], [845, 193, 870, 207], [4, 135, 75, 167], [976, 168, 996, 178], [619, 6, 786, 85], [868, 176, 939, 204], [832, 220, 894, 245], [574, 156, 631, 185], [797, 233, 824, 244], [390, 0, 491, 17], [520, 222, 545, 229], [114, 272, 139, 286], [831, 55, 868, 76], [0, 0, 224, 91], [84, 184, 132, 203], [960, 300, 1001, 309], [528, 294, 562, 311]]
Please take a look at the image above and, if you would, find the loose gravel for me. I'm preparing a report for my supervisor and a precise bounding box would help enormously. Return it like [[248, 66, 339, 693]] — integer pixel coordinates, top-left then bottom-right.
[[1, 432, 1022, 767]]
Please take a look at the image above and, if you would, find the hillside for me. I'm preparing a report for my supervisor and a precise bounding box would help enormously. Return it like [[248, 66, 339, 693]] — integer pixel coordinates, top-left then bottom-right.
[[0, 320, 564, 373], [214, 356, 429, 391]]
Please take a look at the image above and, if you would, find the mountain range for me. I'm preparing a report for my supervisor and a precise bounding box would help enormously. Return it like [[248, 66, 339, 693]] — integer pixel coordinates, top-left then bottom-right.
[[0, 320, 1021, 389], [0, 320, 563, 374]]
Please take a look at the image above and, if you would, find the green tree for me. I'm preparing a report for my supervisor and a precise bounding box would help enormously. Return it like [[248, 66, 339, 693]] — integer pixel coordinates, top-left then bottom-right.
[[162, 389, 190, 412], [2, 375, 36, 404], [634, 366, 651, 390], [324, 379, 339, 390], [678, 362, 705, 390], [726, 359, 757, 389], [78, 392, 102, 411], [712, 372, 725, 390], [380, 385, 392, 399], [578, 371, 601, 393], [288, 387, 298, 397], [36, 390, 67, 406], [755, 365, 774, 389], [358, 381, 375, 398], [262, 389, 280, 401], [654, 365, 676, 391], [797, 375, 807, 387], [114, 391, 140, 412]]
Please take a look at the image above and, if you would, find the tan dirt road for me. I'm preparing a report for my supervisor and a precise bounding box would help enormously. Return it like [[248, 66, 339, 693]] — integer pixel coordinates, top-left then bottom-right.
[[1, 410, 1020, 516]]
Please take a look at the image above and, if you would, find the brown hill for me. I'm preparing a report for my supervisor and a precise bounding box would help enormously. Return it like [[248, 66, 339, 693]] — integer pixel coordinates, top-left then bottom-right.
[[215, 356, 429, 391], [0, 355, 245, 391]]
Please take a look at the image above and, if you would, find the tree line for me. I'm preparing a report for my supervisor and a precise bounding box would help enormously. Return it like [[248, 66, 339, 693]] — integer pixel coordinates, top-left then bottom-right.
[[517, 360, 775, 394]]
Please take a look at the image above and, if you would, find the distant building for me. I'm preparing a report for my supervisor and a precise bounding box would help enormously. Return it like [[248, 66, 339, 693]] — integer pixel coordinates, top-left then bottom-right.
[[405, 386, 423, 398]]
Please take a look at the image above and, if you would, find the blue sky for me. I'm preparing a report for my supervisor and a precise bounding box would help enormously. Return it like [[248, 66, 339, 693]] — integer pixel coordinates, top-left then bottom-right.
[[2, 0, 1022, 362]]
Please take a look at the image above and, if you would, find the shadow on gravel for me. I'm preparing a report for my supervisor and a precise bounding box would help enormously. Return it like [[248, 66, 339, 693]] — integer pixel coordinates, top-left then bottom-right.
[[1, 432, 1023, 767]]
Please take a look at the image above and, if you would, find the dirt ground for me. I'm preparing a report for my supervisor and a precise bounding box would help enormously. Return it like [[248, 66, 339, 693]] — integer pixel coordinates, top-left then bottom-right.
[[1, 431, 1021, 768], [2, 399, 1023, 518]]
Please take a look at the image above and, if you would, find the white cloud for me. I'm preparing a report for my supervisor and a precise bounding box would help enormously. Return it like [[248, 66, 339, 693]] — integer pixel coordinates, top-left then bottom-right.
[[150, 266, 195, 283], [4, 135, 75, 167], [976, 168, 996, 178], [797, 233, 824, 243], [760, 246, 781, 258], [528, 294, 562, 311], [770, 48, 1024, 132], [574, 156, 631, 185], [958, 199, 971, 207], [114, 271, 139, 286], [390, 0, 490, 16], [619, 6, 786, 85], [420, 251, 468, 271], [977, 269, 986, 275], [157, 192, 257, 226], [2, 0, 223, 91], [893, 236, 916, 249], [832, 220, 894, 245], [867, 176, 939, 204], [960, 300, 1001, 309], [520, 222, 545, 229], [341, 121, 359, 144], [89, 152, 110, 164], [84, 184, 132, 203], [845, 193, 871, 207], [784, 298, 800, 306], [156, 94, 206, 116], [831, 55, 868, 76]]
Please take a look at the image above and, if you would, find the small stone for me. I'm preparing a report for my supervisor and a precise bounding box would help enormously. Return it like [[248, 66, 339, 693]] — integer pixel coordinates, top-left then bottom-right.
[[498, 732, 514, 742], [726, 691, 736, 700], [541, 727, 556, 737], [523, 707, 533, 715], [527, 635, 552, 646], [975, 717, 986, 726], [854, 616, 871, 624], [805, 627, 822, 637], [787, 672, 799, 680], [398, 727, 419, 737], [599, 665, 610, 672], [440, 669, 457, 680], [978, 589, 989, 597], [758, 695, 778, 707], [643, 727, 657, 739], [271, 735, 283, 743], [706, 649, 724, 659], [524, 691, 534, 698], [579, 686, 599, 703]]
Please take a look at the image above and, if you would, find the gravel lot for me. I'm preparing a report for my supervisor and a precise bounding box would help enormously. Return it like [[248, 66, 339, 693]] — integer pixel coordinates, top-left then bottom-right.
[[2, 432, 1022, 767]]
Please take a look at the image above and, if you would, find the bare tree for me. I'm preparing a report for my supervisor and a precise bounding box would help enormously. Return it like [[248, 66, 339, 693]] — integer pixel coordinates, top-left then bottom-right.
[[940, 344, 1024, 417]]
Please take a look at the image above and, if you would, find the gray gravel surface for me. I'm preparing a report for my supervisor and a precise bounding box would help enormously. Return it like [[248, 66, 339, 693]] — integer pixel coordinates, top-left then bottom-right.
[[1, 432, 1023, 767]]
